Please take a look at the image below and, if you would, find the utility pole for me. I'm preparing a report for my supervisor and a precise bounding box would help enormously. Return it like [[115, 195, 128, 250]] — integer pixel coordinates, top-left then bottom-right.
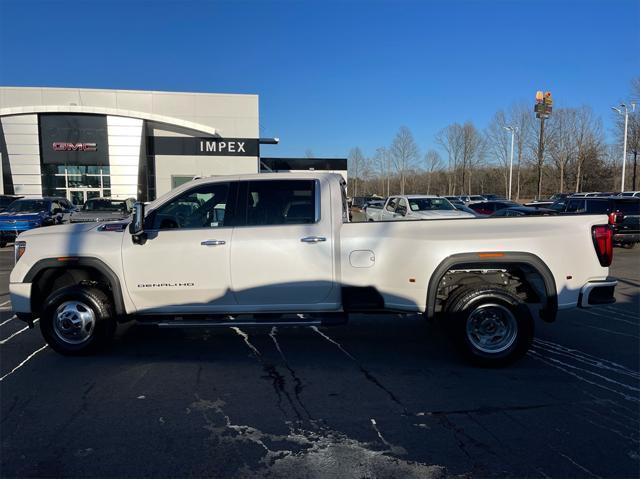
[[503, 126, 516, 200], [534, 91, 553, 200], [612, 103, 636, 192]]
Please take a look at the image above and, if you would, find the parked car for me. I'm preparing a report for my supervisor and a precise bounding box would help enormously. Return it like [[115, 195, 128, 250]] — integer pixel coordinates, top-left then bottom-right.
[[10, 172, 615, 367], [468, 200, 520, 216], [70, 197, 136, 223], [452, 203, 481, 216], [617, 191, 640, 198], [0, 197, 75, 247], [373, 195, 475, 221], [483, 194, 507, 201], [444, 196, 465, 207], [492, 206, 558, 217], [0, 195, 23, 213], [458, 195, 486, 204], [363, 199, 385, 221], [570, 192, 604, 198], [525, 193, 570, 208], [552, 196, 640, 247], [349, 195, 381, 222]]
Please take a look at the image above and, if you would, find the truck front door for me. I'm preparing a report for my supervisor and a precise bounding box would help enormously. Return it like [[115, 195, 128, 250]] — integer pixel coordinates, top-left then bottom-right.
[[229, 179, 337, 308], [121, 182, 236, 313]]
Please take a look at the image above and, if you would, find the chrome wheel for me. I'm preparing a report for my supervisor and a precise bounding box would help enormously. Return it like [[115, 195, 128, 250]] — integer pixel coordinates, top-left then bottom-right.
[[465, 303, 517, 354], [53, 300, 96, 345]]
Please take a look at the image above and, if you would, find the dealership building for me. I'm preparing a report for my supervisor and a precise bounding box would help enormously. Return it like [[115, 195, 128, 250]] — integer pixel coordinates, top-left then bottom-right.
[[0, 86, 346, 204]]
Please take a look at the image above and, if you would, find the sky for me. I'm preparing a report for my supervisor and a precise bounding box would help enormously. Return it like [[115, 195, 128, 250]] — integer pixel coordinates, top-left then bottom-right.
[[0, 0, 638, 161]]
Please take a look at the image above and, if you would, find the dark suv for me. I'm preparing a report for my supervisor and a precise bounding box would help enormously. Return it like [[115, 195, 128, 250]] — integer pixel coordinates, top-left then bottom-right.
[[551, 196, 640, 247]]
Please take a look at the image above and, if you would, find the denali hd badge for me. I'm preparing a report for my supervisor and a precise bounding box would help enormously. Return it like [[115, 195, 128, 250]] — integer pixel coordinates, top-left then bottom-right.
[[137, 282, 195, 288]]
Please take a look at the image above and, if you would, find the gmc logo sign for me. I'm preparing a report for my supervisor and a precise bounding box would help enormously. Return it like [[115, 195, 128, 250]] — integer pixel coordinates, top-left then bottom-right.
[[52, 142, 97, 152]]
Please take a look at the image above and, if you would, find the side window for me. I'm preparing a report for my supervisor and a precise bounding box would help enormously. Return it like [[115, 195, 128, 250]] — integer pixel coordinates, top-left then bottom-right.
[[587, 200, 609, 214], [385, 198, 397, 212], [566, 199, 582, 213], [244, 180, 316, 226], [151, 183, 229, 230]]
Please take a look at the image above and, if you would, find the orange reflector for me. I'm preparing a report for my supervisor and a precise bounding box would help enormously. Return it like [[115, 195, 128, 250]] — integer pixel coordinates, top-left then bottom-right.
[[409, 278, 416, 283], [57, 257, 79, 262], [477, 252, 505, 258]]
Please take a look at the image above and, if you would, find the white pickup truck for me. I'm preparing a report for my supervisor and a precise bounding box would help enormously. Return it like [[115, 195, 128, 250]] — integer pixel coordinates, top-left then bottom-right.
[[367, 195, 474, 221], [10, 172, 617, 366]]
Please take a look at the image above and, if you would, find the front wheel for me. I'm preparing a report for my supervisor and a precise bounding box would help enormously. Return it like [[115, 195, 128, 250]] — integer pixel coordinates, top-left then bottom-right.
[[40, 286, 116, 355], [444, 286, 534, 367]]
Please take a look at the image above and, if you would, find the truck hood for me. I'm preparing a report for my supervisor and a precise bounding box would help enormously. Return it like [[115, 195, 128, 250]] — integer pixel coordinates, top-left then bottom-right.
[[18, 222, 98, 238], [410, 210, 475, 219], [70, 211, 130, 223]]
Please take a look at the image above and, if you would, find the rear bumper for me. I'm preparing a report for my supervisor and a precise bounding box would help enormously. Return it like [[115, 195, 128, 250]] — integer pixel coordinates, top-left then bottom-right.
[[613, 232, 640, 243], [578, 280, 617, 308]]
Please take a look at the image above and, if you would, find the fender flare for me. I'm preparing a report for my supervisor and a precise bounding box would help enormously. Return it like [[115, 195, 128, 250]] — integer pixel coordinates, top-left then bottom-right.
[[24, 257, 127, 316], [427, 252, 558, 322]]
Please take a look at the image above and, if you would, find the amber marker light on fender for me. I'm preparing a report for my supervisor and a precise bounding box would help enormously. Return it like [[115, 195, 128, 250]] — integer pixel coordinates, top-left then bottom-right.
[[477, 252, 505, 258]]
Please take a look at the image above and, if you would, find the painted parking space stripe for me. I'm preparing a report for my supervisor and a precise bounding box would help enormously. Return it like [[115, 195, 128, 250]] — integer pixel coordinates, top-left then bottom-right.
[[0, 319, 38, 344], [0, 315, 16, 327], [0, 299, 11, 308], [0, 344, 48, 382]]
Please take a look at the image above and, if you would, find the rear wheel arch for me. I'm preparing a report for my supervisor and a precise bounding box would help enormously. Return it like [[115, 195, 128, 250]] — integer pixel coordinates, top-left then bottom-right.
[[24, 258, 127, 318], [426, 252, 558, 322]]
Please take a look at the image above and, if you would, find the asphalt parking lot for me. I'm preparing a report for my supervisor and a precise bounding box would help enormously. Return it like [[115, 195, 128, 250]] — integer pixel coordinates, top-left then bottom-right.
[[1, 247, 639, 478]]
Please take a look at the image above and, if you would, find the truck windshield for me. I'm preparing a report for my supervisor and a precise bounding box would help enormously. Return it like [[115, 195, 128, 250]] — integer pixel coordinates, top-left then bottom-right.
[[408, 198, 455, 211], [6, 200, 48, 213], [83, 199, 127, 212]]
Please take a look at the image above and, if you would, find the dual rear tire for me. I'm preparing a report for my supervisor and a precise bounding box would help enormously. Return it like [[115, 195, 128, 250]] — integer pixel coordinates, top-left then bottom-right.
[[442, 285, 534, 367]]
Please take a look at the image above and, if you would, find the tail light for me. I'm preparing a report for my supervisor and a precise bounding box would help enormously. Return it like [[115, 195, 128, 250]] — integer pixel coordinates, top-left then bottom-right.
[[592, 225, 613, 267], [608, 211, 623, 225]]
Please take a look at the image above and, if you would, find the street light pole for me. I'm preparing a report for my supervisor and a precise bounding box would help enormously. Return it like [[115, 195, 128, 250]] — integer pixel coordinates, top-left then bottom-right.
[[504, 126, 516, 200], [612, 103, 636, 192]]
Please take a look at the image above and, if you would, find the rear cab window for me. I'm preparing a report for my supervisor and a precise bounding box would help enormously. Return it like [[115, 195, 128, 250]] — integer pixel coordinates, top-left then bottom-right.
[[242, 179, 317, 226]]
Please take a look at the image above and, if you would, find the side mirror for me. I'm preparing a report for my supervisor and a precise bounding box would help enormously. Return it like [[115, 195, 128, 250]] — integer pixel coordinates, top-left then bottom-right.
[[130, 202, 146, 244]]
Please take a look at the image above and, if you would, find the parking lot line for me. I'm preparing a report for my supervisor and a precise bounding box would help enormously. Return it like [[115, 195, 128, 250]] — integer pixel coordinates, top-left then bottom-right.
[[0, 319, 38, 344], [0, 300, 11, 308], [0, 344, 47, 382], [0, 315, 16, 327]]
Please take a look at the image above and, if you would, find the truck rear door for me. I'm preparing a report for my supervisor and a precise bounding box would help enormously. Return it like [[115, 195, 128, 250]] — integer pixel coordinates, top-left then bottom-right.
[[229, 179, 337, 307]]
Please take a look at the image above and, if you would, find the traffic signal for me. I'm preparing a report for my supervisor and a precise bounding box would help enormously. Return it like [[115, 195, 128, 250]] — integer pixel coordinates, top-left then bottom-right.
[[544, 92, 553, 106], [536, 91, 544, 104]]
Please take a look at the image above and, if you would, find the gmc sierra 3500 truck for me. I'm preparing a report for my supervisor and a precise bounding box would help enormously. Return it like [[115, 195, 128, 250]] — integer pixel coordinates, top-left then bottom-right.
[[10, 173, 617, 366]]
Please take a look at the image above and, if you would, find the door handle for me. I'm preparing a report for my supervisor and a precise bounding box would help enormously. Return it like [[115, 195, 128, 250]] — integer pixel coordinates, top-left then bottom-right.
[[300, 236, 326, 243], [201, 240, 226, 246]]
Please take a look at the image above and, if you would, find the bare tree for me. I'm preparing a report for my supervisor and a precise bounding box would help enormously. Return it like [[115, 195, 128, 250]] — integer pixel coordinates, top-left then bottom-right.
[[390, 126, 419, 194], [572, 107, 602, 192], [547, 108, 578, 193], [304, 149, 315, 158], [348, 147, 365, 197], [436, 123, 464, 194], [486, 110, 511, 196], [460, 122, 484, 194], [424, 150, 442, 194]]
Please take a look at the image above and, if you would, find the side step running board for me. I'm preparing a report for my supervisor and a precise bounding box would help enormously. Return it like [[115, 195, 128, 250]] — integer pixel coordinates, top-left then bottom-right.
[[154, 320, 323, 328]]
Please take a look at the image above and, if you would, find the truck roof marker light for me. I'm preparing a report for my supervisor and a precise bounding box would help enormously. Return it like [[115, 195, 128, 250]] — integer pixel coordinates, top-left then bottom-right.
[[409, 278, 416, 283], [478, 252, 505, 258]]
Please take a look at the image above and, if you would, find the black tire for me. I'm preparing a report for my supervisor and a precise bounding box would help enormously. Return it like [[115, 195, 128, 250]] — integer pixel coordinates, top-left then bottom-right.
[[444, 285, 534, 367], [40, 286, 116, 355], [623, 242, 636, 249], [0, 240, 6, 248]]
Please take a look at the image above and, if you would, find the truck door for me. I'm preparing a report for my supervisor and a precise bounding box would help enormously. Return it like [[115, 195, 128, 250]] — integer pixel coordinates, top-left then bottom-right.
[[121, 182, 236, 313], [230, 179, 337, 307]]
